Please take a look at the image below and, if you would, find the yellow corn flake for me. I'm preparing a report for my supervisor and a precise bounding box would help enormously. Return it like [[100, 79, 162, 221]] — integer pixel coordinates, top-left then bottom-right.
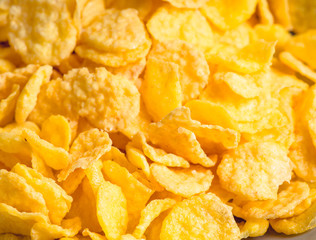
[[270, 201, 316, 235], [8, 0, 77, 65], [267, 0, 292, 29], [0, 71, 27, 100], [163, 0, 207, 8], [147, 5, 213, 52], [15, 65, 53, 124], [4, 121, 40, 135], [0, 150, 20, 170], [257, 0, 274, 25], [145, 210, 169, 240], [288, 0, 316, 33], [22, 129, 69, 170], [160, 193, 240, 240], [150, 163, 213, 198], [254, 24, 290, 49], [207, 176, 235, 204], [76, 9, 151, 67], [30, 218, 81, 240], [0, 233, 30, 240], [239, 219, 269, 238], [102, 160, 154, 219], [237, 181, 310, 219], [206, 40, 276, 74], [0, 203, 48, 235], [31, 152, 55, 180], [142, 57, 182, 121], [279, 51, 316, 82], [64, 68, 141, 132], [0, 169, 48, 216], [67, 177, 102, 233], [96, 180, 128, 240], [85, 159, 105, 194], [0, 130, 30, 158], [148, 40, 210, 103], [217, 141, 292, 201], [133, 199, 176, 239], [108, 0, 153, 20], [0, 84, 19, 127], [185, 100, 237, 129], [201, 0, 257, 30], [126, 144, 150, 178], [12, 163, 72, 225], [131, 133, 190, 168], [77, 0, 106, 29], [58, 128, 111, 181], [0, 59, 15, 73], [40, 115, 71, 151], [286, 30, 316, 69], [82, 229, 106, 240]]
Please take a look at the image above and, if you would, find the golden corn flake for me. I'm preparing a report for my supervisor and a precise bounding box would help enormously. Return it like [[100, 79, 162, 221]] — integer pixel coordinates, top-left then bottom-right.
[[76, 9, 151, 67], [0, 169, 48, 216], [126, 144, 150, 178], [131, 133, 190, 168], [163, 0, 208, 8], [147, 5, 213, 51], [0, 84, 19, 127], [160, 193, 240, 240], [270, 201, 316, 235], [257, 0, 274, 25], [108, 0, 153, 20], [142, 57, 182, 121], [11, 163, 72, 225], [0, 233, 30, 240], [133, 198, 176, 239], [279, 51, 316, 83], [30, 218, 81, 240], [22, 129, 69, 170], [254, 24, 290, 49], [239, 219, 269, 238], [150, 163, 213, 198], [206, 40, 276, 74], [8, 0, 77, 65], [40, 115, 71, 151], [64, 68, 141, 132], [201, 0, 257, 30], [0, 203, 48, 236], [31, 152, 55, 180], [217, 141, 292, 201], [148, 40, 210, 103], [15, 65, 52, 124], [102, 160, 154, 219], [96, 180, 128, 240], [58, 128, 111, 181], [286, 30, 316, 69], [237, 181, 310, 219], [267, 0, 291, 29]]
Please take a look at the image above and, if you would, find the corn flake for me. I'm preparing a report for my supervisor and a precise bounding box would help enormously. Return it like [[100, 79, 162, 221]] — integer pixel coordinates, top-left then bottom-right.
[[217, 141, 292, 200], [0, 84, 19, 127], [150, 163, 213, 198]]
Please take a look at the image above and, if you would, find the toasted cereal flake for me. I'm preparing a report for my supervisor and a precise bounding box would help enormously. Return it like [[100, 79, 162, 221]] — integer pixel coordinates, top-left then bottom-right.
[[160, 193, 240, 240], [257, 0, 274, 25], [15, 65, 52, 124], [148, 40, 210, 102], [22, 129, 70, 170], [0, 84, 19, 127], [131, 133, 190, 168], [133, 199, 176, 239], [96, 180, 128, 240], [76, 9, 151, 67], [0, 203, 48, 235], [217, 141, 292, 201], [64, 68, 141, 132], [108, 0, 153, 20], [270, 201, 316, 235], [147, 5, 213, 51], [58, 128, 111, 181], [8, 0, 77, 65], [201, 0, 257, 30], [30, 218, 81, 240], [126, 144, 151, 178], [0, 169, 48, 216], [286, 30, 316, 69], [254, 24, 290, 49], [279, 51, 316, 82], [150, 163, 213, 198], [267, 0, 292, 29], [142, 57, 182, 121], [31, 152, 55, 180], [240, 219, 269, 238], [206, 40, 276, 74], [12, 163, 72, 225], [163, 0, 208, 8], [237, 181, 310, 219]]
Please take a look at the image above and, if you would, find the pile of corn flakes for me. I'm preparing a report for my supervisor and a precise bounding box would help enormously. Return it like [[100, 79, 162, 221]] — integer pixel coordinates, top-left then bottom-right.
[[1, 0, 316, 239]]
